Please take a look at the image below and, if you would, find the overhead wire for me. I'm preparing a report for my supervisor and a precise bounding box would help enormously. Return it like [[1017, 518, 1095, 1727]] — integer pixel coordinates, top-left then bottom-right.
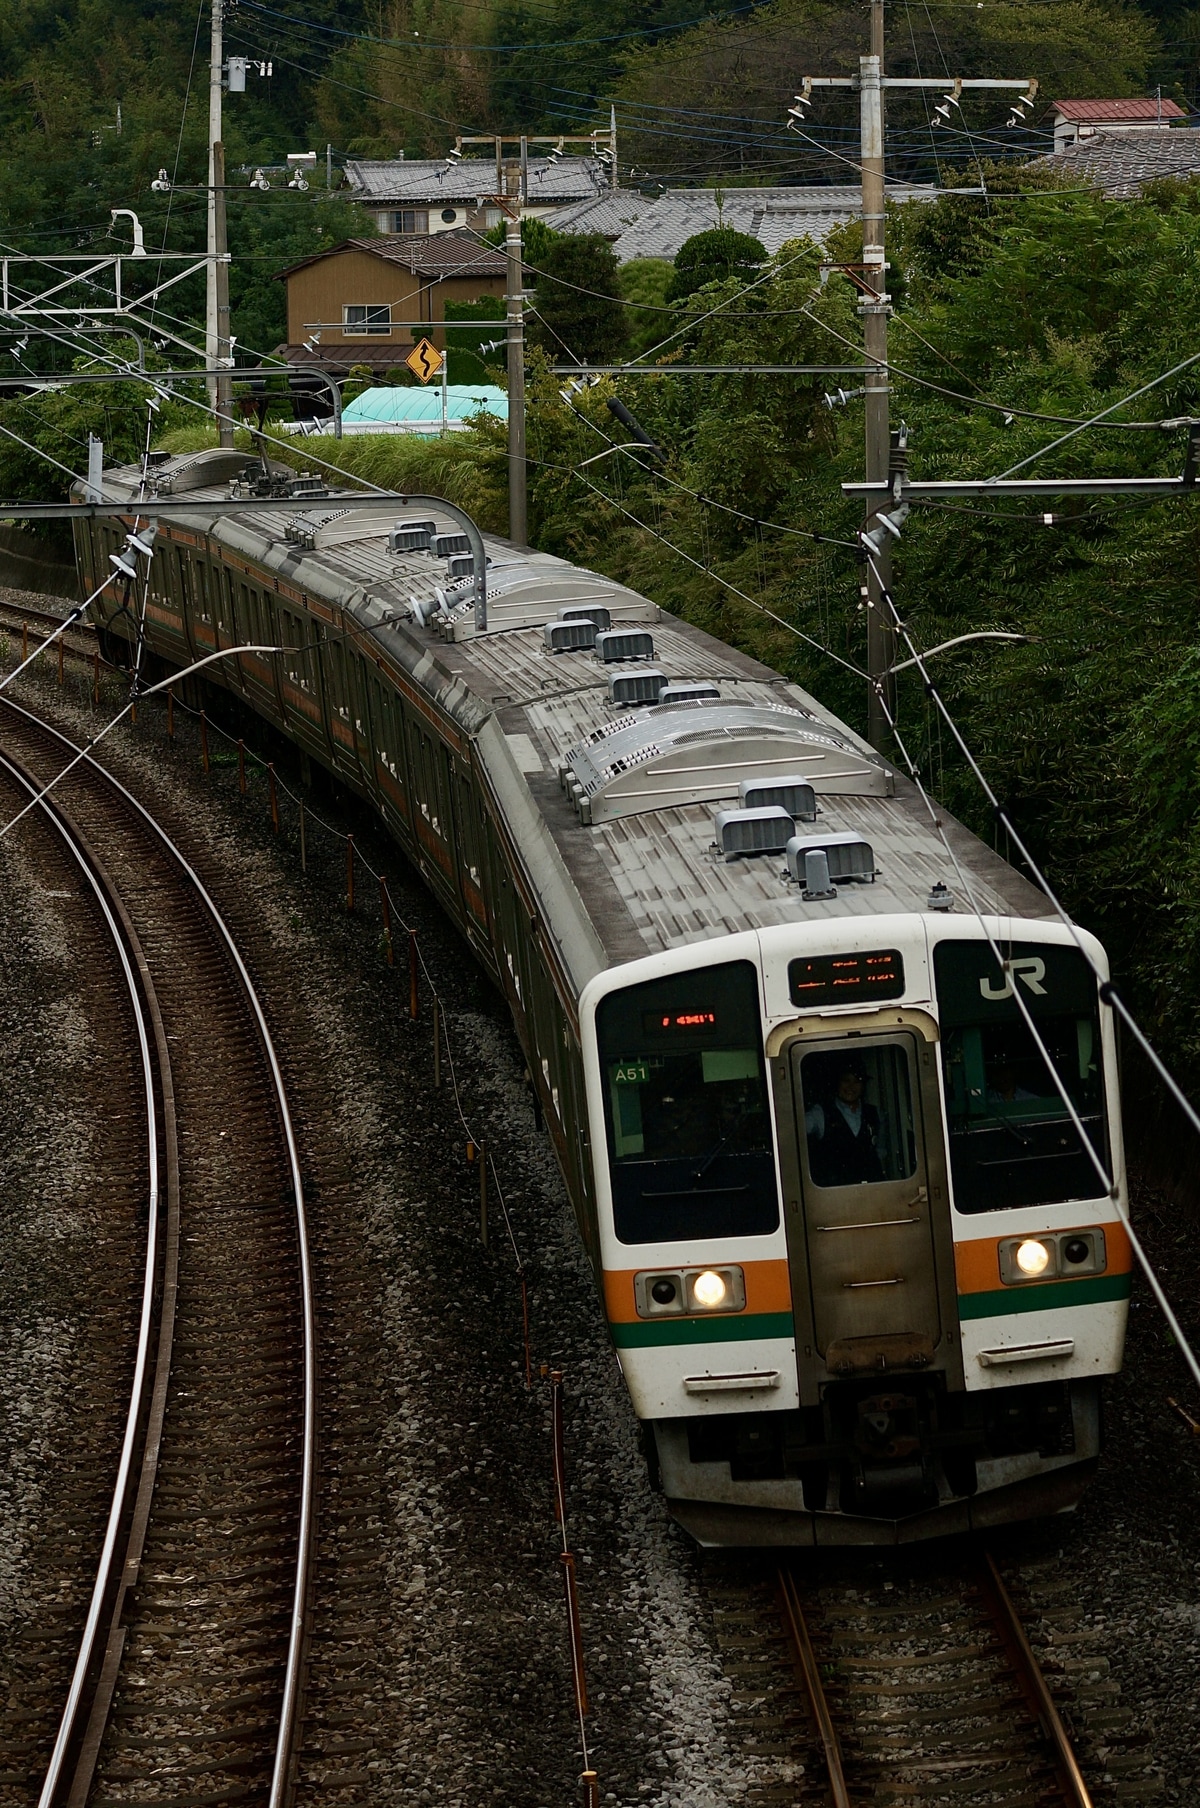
[[552, 456, 867, 674], [862, 546, 1200, 1394], [240, 0, 763, 54]]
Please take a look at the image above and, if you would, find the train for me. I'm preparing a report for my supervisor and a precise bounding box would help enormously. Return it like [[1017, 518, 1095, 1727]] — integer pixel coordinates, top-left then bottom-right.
[[72, 445, 1130, 1547]]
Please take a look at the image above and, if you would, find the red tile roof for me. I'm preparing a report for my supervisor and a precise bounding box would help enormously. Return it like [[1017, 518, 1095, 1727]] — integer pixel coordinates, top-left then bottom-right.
[[1054, 97, 1186, 123]]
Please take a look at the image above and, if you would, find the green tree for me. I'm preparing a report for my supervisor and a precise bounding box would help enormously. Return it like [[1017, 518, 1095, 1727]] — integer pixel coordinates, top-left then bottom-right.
[[620, 258, 675, 356], [528, 233, 629, 363], [666, 227, 767, 302]]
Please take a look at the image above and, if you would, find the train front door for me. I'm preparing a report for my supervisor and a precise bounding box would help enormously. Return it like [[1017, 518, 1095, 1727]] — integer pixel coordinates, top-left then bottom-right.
[[783, 1031, 946, 1379]]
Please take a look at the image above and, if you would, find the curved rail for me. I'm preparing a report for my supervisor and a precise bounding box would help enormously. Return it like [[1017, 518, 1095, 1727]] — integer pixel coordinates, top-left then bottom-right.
[[0, 750, 170, 1808], [0, 693, 316, 1808]]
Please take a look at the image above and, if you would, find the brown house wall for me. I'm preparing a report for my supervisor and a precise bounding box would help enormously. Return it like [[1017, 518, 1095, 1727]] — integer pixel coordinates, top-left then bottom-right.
[[284, 248, 506, 351]]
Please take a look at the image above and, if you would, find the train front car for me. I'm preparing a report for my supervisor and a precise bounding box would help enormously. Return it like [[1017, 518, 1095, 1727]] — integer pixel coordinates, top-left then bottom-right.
[[582, 916, 1128, 1546]]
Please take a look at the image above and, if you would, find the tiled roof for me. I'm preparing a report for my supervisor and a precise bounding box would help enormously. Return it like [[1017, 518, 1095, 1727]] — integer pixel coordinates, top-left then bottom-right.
[[277, 233, 507, 281], [541, 191, 659, 238], [605, 184, 935, 263], [1034, 128, 1200, 196], [1053, 97, 1186, 123], [345, 157, 609, 206]]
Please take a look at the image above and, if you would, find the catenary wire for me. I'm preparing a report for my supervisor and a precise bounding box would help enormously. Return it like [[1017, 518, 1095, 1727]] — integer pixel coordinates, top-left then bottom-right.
[[240, 0, 763, 55], [864, 542, 1200, 1226], [863, 555, 1200, 1394]]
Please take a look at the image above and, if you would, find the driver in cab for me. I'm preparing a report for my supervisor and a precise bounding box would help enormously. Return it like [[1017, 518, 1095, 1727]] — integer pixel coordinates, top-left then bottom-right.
[[805, 1060, 885, 1186]]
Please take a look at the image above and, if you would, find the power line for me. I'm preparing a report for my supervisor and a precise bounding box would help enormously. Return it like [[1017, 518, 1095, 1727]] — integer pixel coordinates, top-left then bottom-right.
[[241, 0, 763, 55], [863, 551, 1200, 1393]]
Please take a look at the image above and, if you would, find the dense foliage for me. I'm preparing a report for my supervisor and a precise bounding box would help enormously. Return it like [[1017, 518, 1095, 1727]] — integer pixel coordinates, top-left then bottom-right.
[[527, 233, 629, 361], [666, 228, 766, 302]]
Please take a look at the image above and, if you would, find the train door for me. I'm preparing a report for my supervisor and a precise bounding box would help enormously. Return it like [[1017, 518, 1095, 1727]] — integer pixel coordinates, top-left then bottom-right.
[[781, 1030, 948, 1379]]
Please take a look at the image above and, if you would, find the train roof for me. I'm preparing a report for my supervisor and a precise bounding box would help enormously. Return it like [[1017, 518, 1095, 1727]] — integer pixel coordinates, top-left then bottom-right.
[[94, 453, 1051, 974]]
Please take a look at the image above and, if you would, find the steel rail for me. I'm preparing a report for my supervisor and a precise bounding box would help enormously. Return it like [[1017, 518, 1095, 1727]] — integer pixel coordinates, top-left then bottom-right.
[[977, 1552, 1095, 1808], [778, 1567, 852, 1808], [0, 748, 167, 1808], [0, 600, 92, 634], [1, 693, 315, 1808]]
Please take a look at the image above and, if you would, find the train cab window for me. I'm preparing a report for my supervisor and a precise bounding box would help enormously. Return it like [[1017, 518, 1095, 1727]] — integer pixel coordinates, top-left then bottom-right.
[[595, 960, 779, 1244], [798, 1045, 916, 1189], [933, 940, 1107, 1213]]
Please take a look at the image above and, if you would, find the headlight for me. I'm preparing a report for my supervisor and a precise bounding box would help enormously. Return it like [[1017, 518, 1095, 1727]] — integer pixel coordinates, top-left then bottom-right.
[[634, 1265, 746, 1317], [998, 1229, 1107, 1286], [1015, 1239, 1052, 1277], [691, 1270, 727, 1308]]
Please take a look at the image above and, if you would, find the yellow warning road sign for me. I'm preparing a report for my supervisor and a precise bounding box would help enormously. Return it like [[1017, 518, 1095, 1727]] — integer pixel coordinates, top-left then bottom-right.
[[405, 337, 444, 383]]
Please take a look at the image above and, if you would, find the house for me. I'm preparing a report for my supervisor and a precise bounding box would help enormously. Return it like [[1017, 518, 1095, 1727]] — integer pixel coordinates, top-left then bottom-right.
[[345, 156, 612, 237], [274, 233, 507, 375], [1034, 128, 1200, 196], [543, 184, 936, 264], [1052, 97, 1186, 152]]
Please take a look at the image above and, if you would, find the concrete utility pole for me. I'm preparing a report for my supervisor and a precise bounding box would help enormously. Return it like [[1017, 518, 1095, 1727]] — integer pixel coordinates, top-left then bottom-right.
[[789, 41, 1035, 750], [207, 0, 234, 447], [860, 0, 891, 750], [504, 164, 527, 549]]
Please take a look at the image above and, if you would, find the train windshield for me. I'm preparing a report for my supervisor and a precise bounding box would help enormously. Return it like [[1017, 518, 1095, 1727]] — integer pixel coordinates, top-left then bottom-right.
[[595, 960, 779, 1244], [933, 941, 1107, 1213]]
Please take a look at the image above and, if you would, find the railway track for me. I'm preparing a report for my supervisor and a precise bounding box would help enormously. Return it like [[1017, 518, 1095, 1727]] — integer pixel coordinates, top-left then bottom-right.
[[0, 693, 315, 1808], [780, 1551, 1092, 1808], [709, 1551, 1158, 1807]]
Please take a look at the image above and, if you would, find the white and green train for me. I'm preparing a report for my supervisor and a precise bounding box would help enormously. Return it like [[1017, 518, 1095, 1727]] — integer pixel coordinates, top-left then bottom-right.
[[75, 448, 1130, 1547]]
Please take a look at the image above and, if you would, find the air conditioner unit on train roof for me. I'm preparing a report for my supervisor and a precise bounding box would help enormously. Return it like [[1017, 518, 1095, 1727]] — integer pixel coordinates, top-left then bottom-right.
[[559, 604, 611, 632], [786, 831, 875, 884], [596, 628, 655, 663], [713, 805, 796, 861], [433, 531, 470, 558], [389, 520, 438, 552], [608, 668, 666, 706], [657, 682, 720, 707], [545, 618, 598, 653], [739, 775, 818, 821]]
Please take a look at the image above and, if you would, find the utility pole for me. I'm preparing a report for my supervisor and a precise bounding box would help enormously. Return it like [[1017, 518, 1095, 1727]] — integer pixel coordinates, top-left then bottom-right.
[[789, 45, 1035, 750], [504, 164, 527, 549], [207, 0, 234, 448], [860, 0, 890, 750]]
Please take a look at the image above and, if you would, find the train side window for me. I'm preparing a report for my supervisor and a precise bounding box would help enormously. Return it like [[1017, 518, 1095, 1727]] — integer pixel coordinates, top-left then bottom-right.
[[933, 940, 1108, 1212], [595, 960, 779, 1244]]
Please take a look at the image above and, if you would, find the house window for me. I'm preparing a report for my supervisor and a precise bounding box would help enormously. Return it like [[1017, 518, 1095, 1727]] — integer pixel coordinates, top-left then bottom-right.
[[484, 207, 503, 227], [343, 304, 391, 336], [440, 208, 458, 224], [389, 209, 428, 233]]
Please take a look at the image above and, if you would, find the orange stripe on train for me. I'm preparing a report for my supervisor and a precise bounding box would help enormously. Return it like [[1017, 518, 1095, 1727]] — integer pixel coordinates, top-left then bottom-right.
[[604, 1258, 792, 1326], [954, 1219, 1132, 1295]]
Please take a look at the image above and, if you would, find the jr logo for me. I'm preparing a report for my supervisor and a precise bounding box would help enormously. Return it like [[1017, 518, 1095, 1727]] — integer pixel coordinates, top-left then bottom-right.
[[979, 957, 1047, 1001]]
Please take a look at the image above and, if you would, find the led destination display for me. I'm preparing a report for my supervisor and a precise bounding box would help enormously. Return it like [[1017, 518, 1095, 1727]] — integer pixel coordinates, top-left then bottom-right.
[[788, 949, 905, 1007], [640, 1009, 718, 1032]]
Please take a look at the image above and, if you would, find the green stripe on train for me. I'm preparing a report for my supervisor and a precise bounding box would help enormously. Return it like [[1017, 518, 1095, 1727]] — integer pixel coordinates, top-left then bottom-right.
[[610, 1312, 794, 1349], [958, 1273, 1132, 1321]]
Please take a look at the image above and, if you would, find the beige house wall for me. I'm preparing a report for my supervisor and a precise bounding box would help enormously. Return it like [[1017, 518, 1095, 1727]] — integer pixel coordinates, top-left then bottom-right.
[[284, 249, 505, 350]]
